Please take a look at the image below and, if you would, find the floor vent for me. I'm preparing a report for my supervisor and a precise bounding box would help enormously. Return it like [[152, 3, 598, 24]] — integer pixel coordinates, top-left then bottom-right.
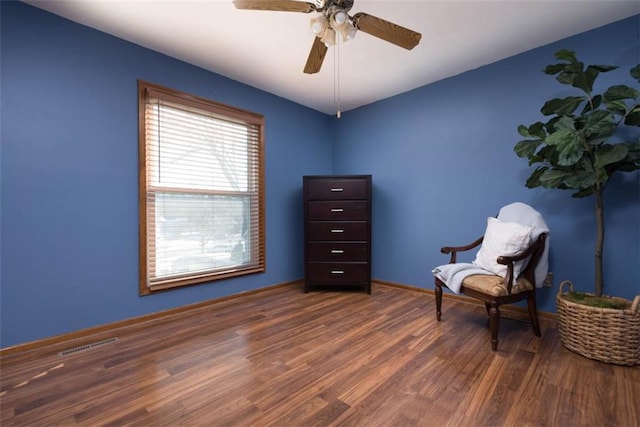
[[58, 337, 118, 357]]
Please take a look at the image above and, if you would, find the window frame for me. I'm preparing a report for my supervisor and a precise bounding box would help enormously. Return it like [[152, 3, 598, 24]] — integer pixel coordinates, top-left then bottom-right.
[[138, 80, 265, 295]]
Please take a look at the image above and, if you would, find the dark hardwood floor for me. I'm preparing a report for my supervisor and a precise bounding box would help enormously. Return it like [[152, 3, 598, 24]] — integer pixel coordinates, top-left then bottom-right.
[[1, 283, 638, 426]]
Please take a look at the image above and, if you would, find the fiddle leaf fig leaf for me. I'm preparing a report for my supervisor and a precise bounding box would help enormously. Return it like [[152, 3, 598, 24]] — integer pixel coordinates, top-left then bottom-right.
[[525, 166, 547, 188], [556, 61, 585, 87], [624, 104, 640, 126], [603, 85, 639, 101], [571, 187, 596, 198], [543, 116, 561, 134], [544, 127, 574, 146], [564, 168, 598, 189], [558, 136, 584, 166], [554, 49, 577, 63], [541, 96, 584, 115], [583, 110, 616, 141], [631, 64, 640, 82], [514, 139, 541, 158], [528, 121, 547, 138], [543, 117, 584, 166], [544, 63, 568, 75], [539, 169, 573, 188], [590, 64, 618, 73], [594, 144, 628, 169], [517, 124, 529, 137], [604, 99, 629, 115], [580, 65, 602, 93], [536, 145, 559, 166], [518, 121, 547, 138]]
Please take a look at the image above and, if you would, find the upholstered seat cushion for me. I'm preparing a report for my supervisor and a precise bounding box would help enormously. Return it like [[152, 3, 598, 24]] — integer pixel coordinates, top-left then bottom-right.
[[461, 274, 533, 297]]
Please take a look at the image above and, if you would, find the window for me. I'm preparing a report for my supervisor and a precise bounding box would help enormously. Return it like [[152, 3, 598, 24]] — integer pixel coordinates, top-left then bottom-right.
[[138, 80, 265, 295]]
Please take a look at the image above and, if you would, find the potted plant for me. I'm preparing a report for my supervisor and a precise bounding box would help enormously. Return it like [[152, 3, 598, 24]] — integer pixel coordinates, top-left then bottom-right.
[[514, 49, 640, 365]]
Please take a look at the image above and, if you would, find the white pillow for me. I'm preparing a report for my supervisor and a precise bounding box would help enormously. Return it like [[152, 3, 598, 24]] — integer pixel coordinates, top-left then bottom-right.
[[473, 217, 534, 281]]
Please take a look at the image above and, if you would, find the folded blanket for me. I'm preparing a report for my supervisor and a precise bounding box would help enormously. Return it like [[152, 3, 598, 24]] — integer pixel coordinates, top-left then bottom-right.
[[498, 202, 550, 287], [432, 263, 495, 294]]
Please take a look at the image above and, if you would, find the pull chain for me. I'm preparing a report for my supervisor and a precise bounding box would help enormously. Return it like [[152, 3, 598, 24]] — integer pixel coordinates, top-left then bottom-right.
[[334, 36, 341, 119]]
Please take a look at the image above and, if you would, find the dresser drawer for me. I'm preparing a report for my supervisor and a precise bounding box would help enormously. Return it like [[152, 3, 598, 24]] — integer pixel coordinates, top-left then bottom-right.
[[307, 263, 369, 283], [308, 242, 368, 261], [308, 222, 368, 241], [306, 178, 368, 200], [308, 201, 368, 221]]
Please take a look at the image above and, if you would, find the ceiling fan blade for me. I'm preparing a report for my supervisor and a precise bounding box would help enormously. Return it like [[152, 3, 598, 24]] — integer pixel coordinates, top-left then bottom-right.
[[352, 12, 421, 50], [232, 0, 316, 13], [303, 37, 328, 74]]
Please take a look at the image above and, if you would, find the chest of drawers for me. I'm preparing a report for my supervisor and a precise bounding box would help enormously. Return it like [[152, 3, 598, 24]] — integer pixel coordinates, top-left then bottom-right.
[[303, 175, 372, 293]]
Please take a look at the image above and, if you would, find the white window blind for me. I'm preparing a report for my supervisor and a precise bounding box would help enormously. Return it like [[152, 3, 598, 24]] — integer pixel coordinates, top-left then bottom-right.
[[139, 81, 265, 293]]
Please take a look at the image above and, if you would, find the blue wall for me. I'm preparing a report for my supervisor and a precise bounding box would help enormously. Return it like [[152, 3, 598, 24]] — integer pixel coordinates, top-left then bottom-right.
[[334, 15, 640, 313], [0, 1, 333, 347], [1, 1, 638, 347]]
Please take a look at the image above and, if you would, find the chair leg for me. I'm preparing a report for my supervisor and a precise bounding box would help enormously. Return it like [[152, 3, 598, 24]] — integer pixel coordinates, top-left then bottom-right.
[[489, 302, 500, 351], [435, 282, 442, 321], [527, 292, 542, 337]]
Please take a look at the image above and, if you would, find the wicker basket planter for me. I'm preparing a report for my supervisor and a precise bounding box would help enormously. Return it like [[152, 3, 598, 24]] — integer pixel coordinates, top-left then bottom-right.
[[556, 281, 640, 366]]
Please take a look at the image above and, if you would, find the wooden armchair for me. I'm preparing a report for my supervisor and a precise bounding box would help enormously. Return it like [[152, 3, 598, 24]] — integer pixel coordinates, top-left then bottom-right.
[[434, 215, 548, 351]]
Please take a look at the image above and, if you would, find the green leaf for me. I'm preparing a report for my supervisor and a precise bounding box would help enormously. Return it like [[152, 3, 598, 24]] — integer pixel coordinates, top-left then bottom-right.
[[543, 117, 584, 166], [571, 187, 596, 198], [514, 139, 541, 158], [631, 64, 640, 82], [590, 64, 617, 73], [536, 145, 560, 166], [603, 85, 640, 101], [594, 144, 628, 169], [604, 99, 630, 115], [554, 49, 577, 63], [517, 124, 529, 137], [518, 122, 547, 139], [545, 126, 574, 146], [551, 116, 576, 131], [579, 65, 602, 93], [539, 169, 573, 188], [544, 63, 568, 75], [622, 141, 640, 162], [528, 122, 547, 138], [544, 116, 561, 134], [564, 168, 598, 189], [556, 61, 585, 87], [558, 134, 585, 166], [541, 96, 585, 115], [583, 110, 616, 141], [624, 104, 640, 126], [525, 167, 547, 188]]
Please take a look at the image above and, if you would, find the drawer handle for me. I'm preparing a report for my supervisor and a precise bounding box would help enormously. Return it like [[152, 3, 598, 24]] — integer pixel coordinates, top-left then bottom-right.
[[331, 229, 344, 233], [331, 249, 344, 254], [330, 188, 344, 192], [330, 208, 344, 212], [331, 270, 344, 274]]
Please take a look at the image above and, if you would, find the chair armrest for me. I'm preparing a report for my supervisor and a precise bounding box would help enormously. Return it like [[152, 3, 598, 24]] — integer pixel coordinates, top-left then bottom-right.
[[496, 233, 547, 293], [441, 236, 483, 264], [496, 233, 545, 265]]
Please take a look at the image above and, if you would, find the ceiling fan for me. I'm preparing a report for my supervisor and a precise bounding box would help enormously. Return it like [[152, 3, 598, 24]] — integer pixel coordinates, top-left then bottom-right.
[[232, 0, 422, 74]]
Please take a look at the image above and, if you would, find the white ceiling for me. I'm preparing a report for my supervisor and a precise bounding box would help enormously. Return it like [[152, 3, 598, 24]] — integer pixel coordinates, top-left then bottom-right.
[[24, 0, 640, 115]]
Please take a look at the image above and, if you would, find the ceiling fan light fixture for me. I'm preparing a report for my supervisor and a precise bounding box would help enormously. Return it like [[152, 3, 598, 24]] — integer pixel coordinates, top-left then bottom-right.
[[340, 23, 357, 41], [310, 15, 328, 36], [321, 27, 336, 47], [330, 9, 348, 30]]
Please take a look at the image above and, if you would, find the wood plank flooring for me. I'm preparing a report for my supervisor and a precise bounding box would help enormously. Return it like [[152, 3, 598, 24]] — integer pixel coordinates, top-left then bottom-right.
[[1, 283, 639, 426]]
